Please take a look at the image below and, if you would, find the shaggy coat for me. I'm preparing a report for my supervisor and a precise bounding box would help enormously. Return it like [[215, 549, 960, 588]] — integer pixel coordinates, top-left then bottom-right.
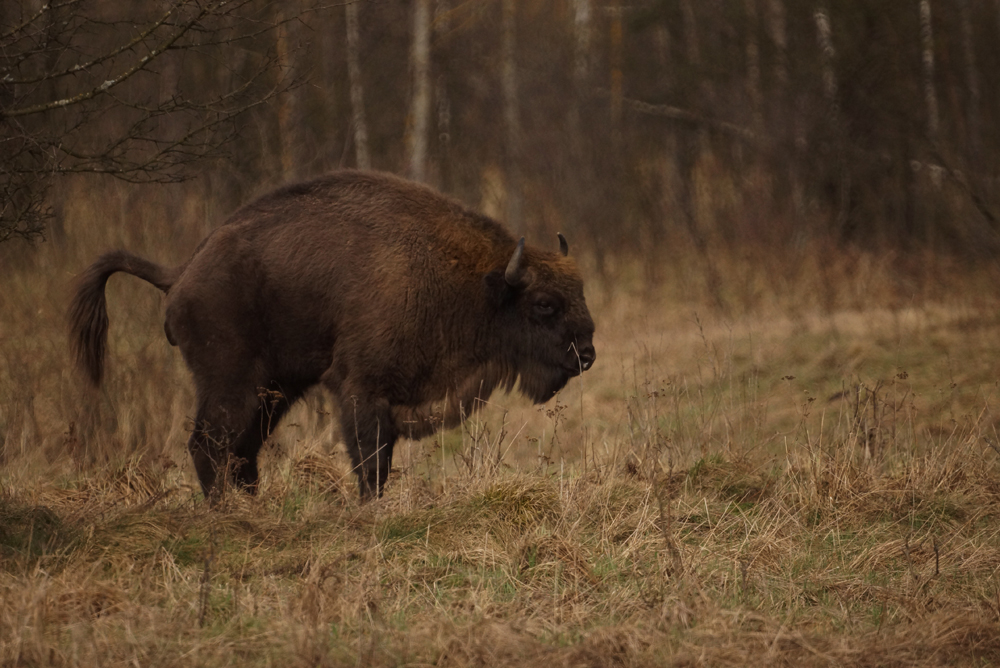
[[69, 170, 596, 500]]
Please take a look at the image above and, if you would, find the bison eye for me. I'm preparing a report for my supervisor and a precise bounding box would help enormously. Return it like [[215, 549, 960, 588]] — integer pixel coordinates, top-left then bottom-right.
[[533, 299, 556, 317]]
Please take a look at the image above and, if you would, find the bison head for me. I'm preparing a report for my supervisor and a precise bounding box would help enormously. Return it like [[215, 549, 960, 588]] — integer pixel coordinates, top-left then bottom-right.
[[487, 235, 596, 403]]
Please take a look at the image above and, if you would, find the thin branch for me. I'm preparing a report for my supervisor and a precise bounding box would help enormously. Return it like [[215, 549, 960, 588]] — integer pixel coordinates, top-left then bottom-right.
[[0, 0, 84, 43], [606, 90, 759, 145], [5, 0, 188, 86], [2, 0, 226, 118]]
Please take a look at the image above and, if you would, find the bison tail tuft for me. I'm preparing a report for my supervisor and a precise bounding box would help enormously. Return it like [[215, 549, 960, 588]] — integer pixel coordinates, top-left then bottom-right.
[[69, 268, 110, 386], [68, 251, 177, 386]]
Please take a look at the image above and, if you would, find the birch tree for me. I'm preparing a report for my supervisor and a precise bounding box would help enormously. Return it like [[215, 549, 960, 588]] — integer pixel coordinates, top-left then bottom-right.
[[435, 0, 452, 189], [569, 0, 591, 156], [814, 4, 849, 232], [407, 0, 431, 182], [345, 0, 371, 170], [814, 6, 839, 121], [919, 0, 939, 144], [501, 0, 522, 230]]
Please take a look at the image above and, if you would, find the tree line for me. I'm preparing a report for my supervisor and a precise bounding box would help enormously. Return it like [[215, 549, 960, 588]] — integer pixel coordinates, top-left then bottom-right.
[[3, 0, 999, 262]]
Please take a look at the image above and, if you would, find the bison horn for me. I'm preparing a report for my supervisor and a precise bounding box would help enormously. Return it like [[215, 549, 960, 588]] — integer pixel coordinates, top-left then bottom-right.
[[557, 232, 569, 256], [505, 237, 526, 286]]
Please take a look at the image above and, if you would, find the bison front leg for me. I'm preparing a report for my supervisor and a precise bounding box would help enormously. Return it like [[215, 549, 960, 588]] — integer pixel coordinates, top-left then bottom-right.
[[339, 394, 397, 501], [187, 397, 256, 503]]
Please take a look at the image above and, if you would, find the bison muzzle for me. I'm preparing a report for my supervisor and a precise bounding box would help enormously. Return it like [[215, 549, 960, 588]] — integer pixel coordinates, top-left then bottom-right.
[[69, 170, 596, 501]]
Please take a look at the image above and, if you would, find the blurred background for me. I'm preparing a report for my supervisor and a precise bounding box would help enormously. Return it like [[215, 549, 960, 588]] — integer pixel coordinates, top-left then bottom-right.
[[4, 0, 1000, 471], [6, 1, 1000, 279]]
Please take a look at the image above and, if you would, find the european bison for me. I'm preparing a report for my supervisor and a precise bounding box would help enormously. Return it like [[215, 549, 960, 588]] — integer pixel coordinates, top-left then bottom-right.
[[69, 170, 596, 500]]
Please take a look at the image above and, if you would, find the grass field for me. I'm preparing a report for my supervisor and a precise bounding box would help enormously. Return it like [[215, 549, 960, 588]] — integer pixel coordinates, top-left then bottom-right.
[[4, 182, 1000, 666]]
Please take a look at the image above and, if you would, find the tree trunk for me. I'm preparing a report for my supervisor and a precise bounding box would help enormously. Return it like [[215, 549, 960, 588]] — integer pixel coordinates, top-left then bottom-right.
[[814, 4, 850, 235], [573, 0, 591, 88], [764, 0, 803, 218], [765, 0, 788, 91], [609, 3, 623, 134], [346, 1, 371, 170], [678, 0, 706, 213], [435, 0, 452, 190], [959, 0, 980, 166], [814, 6, 838, 118], [744, 0, 764, 136], [275, 7, 295, 181], [919, 0, 939, 144], [408, 0, 431, 182], [501, 0, 523, 231], [680, 0, 700, 66], [569, 0, 591, 152]]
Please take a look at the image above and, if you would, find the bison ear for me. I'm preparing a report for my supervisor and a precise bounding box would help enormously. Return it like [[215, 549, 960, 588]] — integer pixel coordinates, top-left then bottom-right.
[[557, 232, 569, 256], [484, 269, 517, 305]]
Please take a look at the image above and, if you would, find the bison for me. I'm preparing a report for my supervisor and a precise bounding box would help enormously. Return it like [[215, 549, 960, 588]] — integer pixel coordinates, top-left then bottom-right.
[[69, 170, 596, 501]]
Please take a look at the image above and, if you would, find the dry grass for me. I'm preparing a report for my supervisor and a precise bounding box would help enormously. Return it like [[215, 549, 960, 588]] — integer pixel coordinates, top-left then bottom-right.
[[4, 178, 1000, 666]]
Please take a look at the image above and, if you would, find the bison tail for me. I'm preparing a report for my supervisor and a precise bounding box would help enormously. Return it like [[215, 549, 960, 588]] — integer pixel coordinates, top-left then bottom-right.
[[68, 250, 178, 386]]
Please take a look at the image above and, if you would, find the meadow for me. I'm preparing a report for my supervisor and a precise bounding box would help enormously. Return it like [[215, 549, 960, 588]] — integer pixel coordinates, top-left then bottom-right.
[[3, 179, 1000, 666]]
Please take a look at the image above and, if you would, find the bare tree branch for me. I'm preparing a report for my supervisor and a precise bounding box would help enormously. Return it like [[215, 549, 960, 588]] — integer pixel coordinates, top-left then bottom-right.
[[3, 2, 224, 118], [4, 0, 183, 87], [0, 0, 310, 242]]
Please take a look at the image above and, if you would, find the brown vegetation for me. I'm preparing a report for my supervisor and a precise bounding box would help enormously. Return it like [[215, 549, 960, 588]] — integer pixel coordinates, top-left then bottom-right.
[[5, 178, 1000, 665]]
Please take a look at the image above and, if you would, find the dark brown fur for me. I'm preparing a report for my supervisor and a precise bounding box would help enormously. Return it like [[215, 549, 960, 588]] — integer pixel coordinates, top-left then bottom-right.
[[69, 170, 596, 500]]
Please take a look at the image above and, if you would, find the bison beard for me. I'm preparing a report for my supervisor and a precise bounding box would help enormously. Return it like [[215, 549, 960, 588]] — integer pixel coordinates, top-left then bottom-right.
[[68, 170, 596, 502]]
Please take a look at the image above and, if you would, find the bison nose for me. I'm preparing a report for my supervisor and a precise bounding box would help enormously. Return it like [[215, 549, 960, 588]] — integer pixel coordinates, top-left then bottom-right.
[[577, 343, 596, 371]]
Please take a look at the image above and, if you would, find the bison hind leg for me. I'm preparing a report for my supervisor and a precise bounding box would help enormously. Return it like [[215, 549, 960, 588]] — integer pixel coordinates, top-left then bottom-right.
[[187, 381, 299, 501], [232, 385, 300, 494], [336, 392, 397, 501]]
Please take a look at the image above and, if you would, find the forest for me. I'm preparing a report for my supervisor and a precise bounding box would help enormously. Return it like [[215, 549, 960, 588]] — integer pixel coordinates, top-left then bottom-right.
[[5, 0, 1000, 262]]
